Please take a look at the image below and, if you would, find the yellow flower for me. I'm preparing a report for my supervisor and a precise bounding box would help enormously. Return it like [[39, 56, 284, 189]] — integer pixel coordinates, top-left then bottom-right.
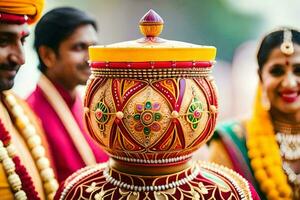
[[248, 149, 260, 159], [250, 158, 263, 169], [262, 157, 275, 167], [246, 139, 257, 148], [254, 169, 267, 182], [267, 189, 279, 200], [278, 185, 292, 198], [246, 85, 292, 200], [261, 179, 276, 192]]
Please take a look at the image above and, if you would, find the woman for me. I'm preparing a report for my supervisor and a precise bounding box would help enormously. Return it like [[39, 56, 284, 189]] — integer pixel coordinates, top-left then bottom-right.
[[209, 28, 300, 200]]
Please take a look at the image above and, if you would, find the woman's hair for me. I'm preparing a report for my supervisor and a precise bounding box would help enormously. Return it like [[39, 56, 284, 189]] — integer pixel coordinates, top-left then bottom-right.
[[257, 28, 300, 70]]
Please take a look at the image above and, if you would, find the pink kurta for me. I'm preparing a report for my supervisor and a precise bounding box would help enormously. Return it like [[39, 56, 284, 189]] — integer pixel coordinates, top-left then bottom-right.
[[27, 81, 109, 183]]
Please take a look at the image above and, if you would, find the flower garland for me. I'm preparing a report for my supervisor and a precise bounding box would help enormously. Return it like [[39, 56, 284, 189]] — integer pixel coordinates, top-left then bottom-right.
[[0, 93, 58, 200], [245, 84, 292, 200], [0, 123, 33, 200]]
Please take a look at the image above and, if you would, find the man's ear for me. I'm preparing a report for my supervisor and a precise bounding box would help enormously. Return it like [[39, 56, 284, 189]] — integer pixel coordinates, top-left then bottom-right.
[[38, 46, 57, 69]]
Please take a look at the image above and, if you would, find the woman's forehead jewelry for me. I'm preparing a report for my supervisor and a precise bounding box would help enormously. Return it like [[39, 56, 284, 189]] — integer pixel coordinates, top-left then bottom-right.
[[280, 29, 294, 55]]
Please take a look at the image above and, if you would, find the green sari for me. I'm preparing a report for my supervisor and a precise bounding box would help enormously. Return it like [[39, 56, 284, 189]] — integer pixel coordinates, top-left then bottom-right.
[[211, 121, 266, 200]]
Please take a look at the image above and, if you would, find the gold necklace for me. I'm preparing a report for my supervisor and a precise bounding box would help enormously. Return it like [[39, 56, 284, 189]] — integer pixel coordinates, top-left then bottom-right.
[[3, 93, 58, 200], [273, 120, 300, 134]]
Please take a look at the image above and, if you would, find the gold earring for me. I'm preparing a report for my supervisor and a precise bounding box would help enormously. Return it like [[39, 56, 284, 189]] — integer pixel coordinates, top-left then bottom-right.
[[261, 90, 270, 111]]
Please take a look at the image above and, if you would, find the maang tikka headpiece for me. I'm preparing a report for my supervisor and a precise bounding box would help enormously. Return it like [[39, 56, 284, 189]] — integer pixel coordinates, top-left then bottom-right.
[[280, 28, 294, 55]]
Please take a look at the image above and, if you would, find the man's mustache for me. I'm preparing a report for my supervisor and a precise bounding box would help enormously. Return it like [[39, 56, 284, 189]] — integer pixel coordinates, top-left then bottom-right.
[[77, 62, 90, 70], [0, 62, 20, 71]]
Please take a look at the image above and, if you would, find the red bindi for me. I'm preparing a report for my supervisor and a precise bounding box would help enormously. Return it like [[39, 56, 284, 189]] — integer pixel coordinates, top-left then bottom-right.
[[20, 30, 29, 37], [285, 58, 290, 66]]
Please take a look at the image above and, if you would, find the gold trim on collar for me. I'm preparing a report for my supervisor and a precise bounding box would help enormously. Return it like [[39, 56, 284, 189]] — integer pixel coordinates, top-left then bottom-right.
[[38, 74, 97, 166]]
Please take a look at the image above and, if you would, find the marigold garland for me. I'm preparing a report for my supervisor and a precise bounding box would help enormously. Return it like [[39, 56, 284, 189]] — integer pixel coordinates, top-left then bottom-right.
[[246, 84, 292, 200]]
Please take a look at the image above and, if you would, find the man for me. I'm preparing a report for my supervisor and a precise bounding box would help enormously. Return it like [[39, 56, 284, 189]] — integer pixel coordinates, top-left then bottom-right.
[[27, 7, 109, 183], [0, 0, 58, 199]]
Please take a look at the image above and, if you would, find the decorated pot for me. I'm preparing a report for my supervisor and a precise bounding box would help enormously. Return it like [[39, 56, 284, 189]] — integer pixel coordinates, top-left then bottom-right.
[[55, 10, 254, 200], [84, 10, 218, 165]]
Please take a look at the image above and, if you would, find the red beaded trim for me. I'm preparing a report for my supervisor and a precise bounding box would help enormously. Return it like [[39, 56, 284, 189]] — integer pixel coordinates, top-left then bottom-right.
[[0, 120, 10, 145], [0, 119, 40, 200], [90, 61, 213, 69], [0, 13, 28, 24]]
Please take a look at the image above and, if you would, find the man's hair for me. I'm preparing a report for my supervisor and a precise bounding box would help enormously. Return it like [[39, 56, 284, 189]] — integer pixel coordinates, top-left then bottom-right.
[[34, 7, 97, 73]]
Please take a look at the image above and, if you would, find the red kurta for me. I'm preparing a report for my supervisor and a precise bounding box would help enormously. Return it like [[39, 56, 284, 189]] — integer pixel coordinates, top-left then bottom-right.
[[27, 80, 109, 183]]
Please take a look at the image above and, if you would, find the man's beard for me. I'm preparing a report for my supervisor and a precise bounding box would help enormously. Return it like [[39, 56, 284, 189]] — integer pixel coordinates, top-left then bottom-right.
[[77, 61, 90, 71], [0, 62, 21, 91], [76, 62, 91, 85]]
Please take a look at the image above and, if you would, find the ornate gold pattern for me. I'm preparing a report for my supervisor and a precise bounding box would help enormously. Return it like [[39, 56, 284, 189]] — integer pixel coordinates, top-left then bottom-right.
[[85, 78, 216, 158], [91, 68, 211, 79], [59, 161, 252, 200], [55, 9, 254, 200]]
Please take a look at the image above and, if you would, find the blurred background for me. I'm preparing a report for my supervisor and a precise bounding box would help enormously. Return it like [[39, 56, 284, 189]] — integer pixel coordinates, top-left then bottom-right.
[[13, 0, 300, 121]]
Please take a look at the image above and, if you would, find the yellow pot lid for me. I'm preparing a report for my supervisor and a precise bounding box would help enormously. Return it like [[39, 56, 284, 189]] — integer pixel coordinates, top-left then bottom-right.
[[89, 9, 216, 62]]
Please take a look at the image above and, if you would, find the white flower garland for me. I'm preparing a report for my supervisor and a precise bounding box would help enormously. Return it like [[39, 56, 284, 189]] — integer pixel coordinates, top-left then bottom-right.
[[0, 140, 27, 200], [3, 94, 58, 200]]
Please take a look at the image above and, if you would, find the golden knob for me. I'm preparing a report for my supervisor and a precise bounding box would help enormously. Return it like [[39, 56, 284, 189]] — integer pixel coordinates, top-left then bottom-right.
[[139, 9, 164, 38]]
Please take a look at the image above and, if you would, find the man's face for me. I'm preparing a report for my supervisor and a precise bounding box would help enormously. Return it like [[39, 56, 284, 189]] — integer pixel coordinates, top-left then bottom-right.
[[50, 24, 98, 89], [0, 23, 29, 91]]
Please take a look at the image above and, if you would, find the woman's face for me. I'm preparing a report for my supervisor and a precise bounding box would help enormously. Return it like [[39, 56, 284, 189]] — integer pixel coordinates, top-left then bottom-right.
[[260, 44, 300, 114]]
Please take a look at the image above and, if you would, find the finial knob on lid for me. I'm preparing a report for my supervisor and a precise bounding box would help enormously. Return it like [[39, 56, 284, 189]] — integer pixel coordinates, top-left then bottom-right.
[[139, 9, 164, 38]]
